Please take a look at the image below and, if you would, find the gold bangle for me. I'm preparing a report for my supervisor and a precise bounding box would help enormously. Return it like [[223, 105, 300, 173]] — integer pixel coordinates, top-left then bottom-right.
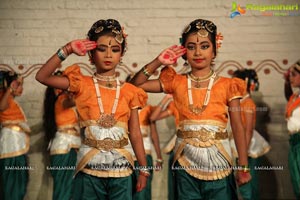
[[156, 159, 163, 163], [238, 165, 250, 173]]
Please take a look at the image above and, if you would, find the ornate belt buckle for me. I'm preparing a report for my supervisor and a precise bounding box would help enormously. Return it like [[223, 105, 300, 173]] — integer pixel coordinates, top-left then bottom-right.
[[101, 138, 115, 151]]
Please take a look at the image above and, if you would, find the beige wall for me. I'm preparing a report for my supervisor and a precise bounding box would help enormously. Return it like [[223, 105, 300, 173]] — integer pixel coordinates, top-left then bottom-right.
[[0, 0, 300, 199]]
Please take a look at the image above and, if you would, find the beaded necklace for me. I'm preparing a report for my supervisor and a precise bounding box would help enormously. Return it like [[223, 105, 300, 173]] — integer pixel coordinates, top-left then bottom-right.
[[93, 77, 120, 128], [187, 71, 216, 114]]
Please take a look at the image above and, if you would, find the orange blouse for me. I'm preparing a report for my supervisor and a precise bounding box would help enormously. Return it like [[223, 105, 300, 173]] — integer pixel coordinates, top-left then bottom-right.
[[286, 93, 300, 118], [64, 65, 147, 127], [240, 97, 256, 128], [0, 92, 26, 123], [55, 93, 78, 127], [159, 66, 245, 126]]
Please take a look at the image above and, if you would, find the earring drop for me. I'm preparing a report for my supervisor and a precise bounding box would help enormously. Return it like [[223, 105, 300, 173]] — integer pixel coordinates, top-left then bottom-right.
[[119, 58, 124, 66], [211, 59, 215, 67], [184, 61, 189, 67]]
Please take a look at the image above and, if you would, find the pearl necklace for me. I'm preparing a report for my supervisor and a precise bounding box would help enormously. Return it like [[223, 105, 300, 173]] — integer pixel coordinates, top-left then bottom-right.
[[93, 77, 120, 128], [187, 71, 216, 114], [94, 73, 116, 88]]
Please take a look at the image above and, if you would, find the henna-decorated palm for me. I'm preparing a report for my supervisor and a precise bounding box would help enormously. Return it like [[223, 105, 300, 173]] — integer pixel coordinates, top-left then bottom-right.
[[158, 45, 186, 65], [236, 170, 251, 186], [136, 175, 147, 192], [70, 39, 97, 56]]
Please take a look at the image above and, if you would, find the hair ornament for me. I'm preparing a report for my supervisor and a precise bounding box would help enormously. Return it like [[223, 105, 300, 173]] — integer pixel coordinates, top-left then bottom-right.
[[182, 20, 217, 38], [89, 19, 127, 45], [195, 21, 208, 37], [112, 29, 124, 44], [95, 26, 104, 33]]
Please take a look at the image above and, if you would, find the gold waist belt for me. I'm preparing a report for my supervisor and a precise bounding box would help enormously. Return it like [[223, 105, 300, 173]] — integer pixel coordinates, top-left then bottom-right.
[[83, 137, 128, 151], [177, 129, 228, 141]]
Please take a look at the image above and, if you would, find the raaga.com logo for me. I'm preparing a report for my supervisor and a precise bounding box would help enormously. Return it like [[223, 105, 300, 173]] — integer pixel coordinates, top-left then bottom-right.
[[230, 2, 299, 18]]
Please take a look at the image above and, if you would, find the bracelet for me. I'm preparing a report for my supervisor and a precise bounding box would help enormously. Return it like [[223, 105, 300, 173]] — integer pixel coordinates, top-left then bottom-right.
[[139, 168, 151, 178], [63, 43, 73, 56], [142, 66, 153, 78], [156, 158, 164, 164], [237, 165, 250, 173], [56, 48, 68, 61]]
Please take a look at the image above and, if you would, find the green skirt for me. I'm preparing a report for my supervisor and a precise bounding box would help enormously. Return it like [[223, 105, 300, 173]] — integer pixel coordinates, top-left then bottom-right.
[[50, 148, 77, 200], [73, 171, 133, 200], [288, 133, 300, 199], [0, 155, 28, 200], [168, 151, 177, 200], [174, 162, 237, 200]]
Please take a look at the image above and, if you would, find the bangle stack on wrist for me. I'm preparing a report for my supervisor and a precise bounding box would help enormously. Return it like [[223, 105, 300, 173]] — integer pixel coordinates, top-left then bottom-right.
[[139, 168, 150, 178], [56, 47, 68, 61]]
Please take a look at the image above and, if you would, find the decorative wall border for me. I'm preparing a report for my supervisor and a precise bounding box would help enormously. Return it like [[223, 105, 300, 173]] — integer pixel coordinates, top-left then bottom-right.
[[0, 59, 292, 79]]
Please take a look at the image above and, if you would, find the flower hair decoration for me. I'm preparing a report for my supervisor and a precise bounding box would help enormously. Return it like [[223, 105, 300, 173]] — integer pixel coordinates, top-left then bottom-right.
[[216, 32, 223, 50]]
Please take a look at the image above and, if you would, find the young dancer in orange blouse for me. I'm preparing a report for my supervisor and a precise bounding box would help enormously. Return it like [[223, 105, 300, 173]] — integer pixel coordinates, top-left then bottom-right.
[[36, 19, 148, 200], [285, 60, 300, 199], [131, 19, 250, 199], [0, 71, 30, 200]]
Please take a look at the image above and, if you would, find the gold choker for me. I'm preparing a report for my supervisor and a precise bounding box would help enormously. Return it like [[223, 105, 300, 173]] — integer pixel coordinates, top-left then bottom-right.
[[94, 73, 116, 82], [188, 70, 214, 88], [94, 73, 117, 88]]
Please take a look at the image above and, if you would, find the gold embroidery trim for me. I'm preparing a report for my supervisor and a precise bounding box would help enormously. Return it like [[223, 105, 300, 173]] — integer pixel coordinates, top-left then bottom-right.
[[2, 124, 30, 134], [178, 156, 232, 181], [50, 144, 80, 155], [57, 128, 80, 136], [82, 168, 133, 178]]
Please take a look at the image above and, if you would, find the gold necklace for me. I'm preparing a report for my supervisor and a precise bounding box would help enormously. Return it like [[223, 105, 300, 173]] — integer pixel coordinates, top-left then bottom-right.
[[188, 70, 214, 88], [187, 72, 216, 114], [94, 73, 116, 88], [93, 77, 120, 128]]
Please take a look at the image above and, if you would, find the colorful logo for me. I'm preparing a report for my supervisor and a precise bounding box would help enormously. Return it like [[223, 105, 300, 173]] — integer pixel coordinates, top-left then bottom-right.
[[230, 2, 246, 18]]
